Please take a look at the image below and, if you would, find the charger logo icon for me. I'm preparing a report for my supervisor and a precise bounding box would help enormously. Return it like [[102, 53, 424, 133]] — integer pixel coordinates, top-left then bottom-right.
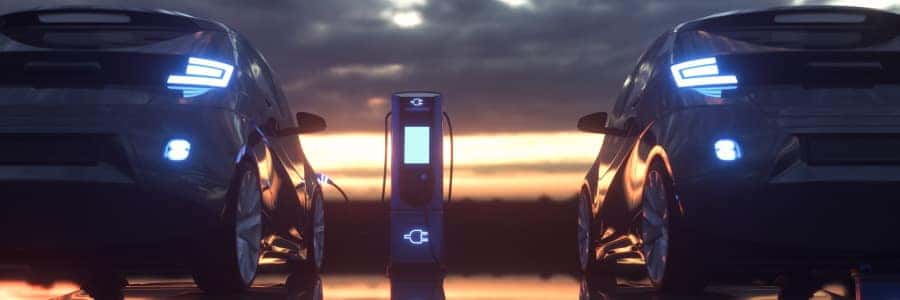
[[403, 229, 430, 245], [410, 98, 424, 107]]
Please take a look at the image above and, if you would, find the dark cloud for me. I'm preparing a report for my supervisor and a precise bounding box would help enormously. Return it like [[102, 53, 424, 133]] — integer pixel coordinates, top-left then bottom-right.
[[0, 0, 857, 132]]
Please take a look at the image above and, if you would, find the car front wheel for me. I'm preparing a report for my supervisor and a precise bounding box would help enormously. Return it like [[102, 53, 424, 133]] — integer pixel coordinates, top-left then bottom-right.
[[640, 161, 706, 294], [303, 188, 325, 273], [193, 165, 263, 294], [578, 187, 598, 273]]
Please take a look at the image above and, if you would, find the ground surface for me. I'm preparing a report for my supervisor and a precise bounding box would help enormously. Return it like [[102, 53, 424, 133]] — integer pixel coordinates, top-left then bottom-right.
[[0, 273, 861, 299]]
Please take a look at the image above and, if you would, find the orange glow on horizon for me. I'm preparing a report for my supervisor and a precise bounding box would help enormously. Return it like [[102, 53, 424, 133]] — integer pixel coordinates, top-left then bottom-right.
[[301, 131, 603, 200], [0, 281, 79, 300], [321, 275, 580, 299]]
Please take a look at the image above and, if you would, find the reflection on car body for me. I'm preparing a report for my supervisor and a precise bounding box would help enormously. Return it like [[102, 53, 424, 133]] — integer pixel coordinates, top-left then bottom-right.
[[0, 6, 327, 296], [577, 5, 900, 297]]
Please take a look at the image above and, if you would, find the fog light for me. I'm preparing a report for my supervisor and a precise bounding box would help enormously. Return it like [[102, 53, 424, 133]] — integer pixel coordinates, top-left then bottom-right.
[[714, 139, 741, 161], [164, 139, 191, 161]]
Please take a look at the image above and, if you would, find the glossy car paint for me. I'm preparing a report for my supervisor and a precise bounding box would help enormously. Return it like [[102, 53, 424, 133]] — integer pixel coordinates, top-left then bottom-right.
[[582, 6, 900, 276], [0, 7, 321, 269]]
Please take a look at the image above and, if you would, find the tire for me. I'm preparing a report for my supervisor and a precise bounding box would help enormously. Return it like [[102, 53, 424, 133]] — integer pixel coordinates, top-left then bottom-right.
[[298, 187, 325, 275], [639, 160, 707, 294], [193, 165, 263, 294], [578, 187, 616, 291], [578, 187, 599, 273]]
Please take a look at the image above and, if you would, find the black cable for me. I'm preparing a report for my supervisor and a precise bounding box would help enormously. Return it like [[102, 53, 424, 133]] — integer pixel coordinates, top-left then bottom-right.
[[381, 112, 392, 205], [381, 110, 450, 270], [317, 173, 350, 219], [419, 112, 453, 269], [382, 112, 392, 273], [442, 112, 454, 206], [421, 202, 445, 271], [328, 178, 351, 225], [326, 179, 350, 205]]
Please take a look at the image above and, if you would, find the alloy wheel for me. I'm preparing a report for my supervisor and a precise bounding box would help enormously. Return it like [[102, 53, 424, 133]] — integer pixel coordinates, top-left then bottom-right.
[[311, 191, 325, 270], [578, 189, 593, 271], [641, 169, 670, 285], [235, 170, 263, 284]]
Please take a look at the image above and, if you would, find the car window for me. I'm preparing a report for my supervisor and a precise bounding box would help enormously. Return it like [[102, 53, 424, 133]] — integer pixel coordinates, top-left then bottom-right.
[[237, 37, 294, 124], [249, 53, 275, 106], [236, 38, 274, 107], [624, 33, 671, 110], [611, 75, 633, 117], [0, 25, 233, 62], [257, 58, 292, 119], [674, 25, 900, 62]]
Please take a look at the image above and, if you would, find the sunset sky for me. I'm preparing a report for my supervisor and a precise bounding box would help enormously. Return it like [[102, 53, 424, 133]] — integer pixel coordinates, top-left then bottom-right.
[[302, 131, 603, 200], [1, 0, 898, 200]]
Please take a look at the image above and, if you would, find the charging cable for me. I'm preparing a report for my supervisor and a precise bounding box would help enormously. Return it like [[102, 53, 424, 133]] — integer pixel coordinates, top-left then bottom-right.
[[316, 173, 349, 205], [317, 173, 350, 231], [381, 112, 392, 205], [443, 111, 454, 206], [379, 111, 455, 206]]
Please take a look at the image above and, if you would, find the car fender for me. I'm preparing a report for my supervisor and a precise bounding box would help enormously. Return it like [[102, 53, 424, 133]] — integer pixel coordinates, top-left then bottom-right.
[[621, 122, 674, 218], [234, 126, 282, 213], [233, 127, 307, 239]]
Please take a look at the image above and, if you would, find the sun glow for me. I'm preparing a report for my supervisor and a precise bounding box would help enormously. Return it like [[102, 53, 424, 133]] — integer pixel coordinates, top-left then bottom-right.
[[391, 11, 423, 27]]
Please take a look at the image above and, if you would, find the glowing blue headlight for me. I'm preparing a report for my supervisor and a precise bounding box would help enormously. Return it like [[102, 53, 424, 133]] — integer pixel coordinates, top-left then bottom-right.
[[164, 139, 191, 161], [714, 139, 741, 161], [167, 57, 234, 97], [691, 86, 737, 98], [671, 57, 738, 88]]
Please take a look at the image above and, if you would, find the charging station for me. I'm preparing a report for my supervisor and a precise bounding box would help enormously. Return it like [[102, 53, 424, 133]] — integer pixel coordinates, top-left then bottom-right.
[[388, 91, 446, 271]]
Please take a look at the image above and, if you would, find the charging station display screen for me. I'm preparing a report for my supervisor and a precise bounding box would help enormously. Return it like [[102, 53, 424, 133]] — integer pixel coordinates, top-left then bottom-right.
[[404, 126, 430, 164]]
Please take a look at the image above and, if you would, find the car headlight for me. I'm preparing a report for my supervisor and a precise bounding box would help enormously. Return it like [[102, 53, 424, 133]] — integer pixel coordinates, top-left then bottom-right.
[[670, 56, 741, 106], [166, 57, 235, 98]]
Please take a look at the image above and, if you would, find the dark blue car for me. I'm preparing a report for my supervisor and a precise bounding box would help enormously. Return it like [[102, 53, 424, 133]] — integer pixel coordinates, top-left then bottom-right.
[[0, 7, 326, 294], [577, 6, 900, 296]]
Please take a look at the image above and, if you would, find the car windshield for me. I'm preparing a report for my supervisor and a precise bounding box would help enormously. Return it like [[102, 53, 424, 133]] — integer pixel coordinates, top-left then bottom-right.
[[674, 26, 900, 62], [0, 23, 235, 105], [672, 26, 900, 109]]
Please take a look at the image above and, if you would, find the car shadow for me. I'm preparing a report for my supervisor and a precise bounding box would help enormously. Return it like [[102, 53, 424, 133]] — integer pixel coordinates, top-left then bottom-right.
[[579, 276, 753, 300]]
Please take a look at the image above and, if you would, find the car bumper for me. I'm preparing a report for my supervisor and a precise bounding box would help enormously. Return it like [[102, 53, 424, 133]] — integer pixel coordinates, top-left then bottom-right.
[[665, 106, 900, 267], [679, 178, 900, 251], [675, 163, 900, 272], [0, 105, 246, 263]]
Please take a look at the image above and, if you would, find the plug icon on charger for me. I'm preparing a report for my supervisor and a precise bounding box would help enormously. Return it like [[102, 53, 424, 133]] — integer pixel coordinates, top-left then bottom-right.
[[403, 229, 430, 245]]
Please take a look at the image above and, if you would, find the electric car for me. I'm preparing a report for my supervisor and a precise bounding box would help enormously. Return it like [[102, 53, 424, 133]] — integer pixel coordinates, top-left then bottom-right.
[[577, 6, 900, 295], [0, 7, 326, 294]]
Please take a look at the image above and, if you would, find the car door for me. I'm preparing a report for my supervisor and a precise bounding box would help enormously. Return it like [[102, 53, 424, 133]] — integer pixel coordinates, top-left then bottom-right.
[[595, 33, 670, 233], [248, 49, 308, 190], [235, 38, 308, 236], [244, 42, 318, 238], [259, 59, 315, 211]]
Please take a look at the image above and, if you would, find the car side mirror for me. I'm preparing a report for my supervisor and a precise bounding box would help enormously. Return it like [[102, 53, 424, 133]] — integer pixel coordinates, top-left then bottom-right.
[[577, 112, 625, 136], [276, 112, 327, 136]]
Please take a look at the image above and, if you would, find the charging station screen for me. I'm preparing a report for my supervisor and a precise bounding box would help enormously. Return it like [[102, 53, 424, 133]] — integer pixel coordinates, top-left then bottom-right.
[[404, 126, 430, 164]]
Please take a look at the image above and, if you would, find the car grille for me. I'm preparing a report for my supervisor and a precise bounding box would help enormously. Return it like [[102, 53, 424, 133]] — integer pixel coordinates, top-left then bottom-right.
[[0, 134, 128, 167], [802, 134, 900, 165]]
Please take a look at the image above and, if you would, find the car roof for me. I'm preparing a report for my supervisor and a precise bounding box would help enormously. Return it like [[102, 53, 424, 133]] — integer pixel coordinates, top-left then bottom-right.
[[0, 6, 232, 33], [674, 5, 900, 33]]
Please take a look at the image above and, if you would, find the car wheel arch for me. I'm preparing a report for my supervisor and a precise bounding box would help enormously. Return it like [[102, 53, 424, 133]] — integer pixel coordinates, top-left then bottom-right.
[[643, 148, 686, 219]]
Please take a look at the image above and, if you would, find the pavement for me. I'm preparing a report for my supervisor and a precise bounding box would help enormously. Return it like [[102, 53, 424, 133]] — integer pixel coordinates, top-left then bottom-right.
[[0, 273, 872, 300]]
